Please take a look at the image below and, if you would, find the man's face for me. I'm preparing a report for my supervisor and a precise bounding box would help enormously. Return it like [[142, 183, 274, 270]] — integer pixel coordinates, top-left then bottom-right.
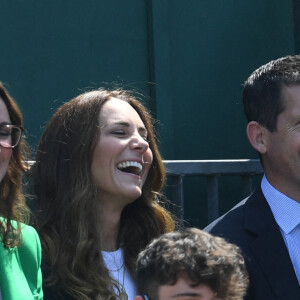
[[263, 84, 300, 201], [158, 277, 222, 300]]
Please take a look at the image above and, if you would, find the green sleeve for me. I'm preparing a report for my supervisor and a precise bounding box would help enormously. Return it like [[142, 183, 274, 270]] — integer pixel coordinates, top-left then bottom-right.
[[19, 224, 44, 299]]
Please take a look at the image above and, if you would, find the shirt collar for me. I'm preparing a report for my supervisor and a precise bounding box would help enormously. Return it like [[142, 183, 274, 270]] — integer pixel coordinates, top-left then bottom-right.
[[261, 175, 300, 234]]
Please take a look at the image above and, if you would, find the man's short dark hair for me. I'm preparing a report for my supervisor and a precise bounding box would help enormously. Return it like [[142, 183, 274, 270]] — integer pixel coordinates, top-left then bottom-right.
[[243, 55, 300, 131], [136, 228, 248, 300]]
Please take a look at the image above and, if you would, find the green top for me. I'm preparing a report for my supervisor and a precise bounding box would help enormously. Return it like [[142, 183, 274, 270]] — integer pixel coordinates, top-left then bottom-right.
[[0, 220, 43, 300]]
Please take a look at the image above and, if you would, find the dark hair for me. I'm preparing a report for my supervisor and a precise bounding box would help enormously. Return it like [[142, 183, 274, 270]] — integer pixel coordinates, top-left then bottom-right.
[[0, 82, 30, 247], [33, 88, 175, 299], [243, 55, 300, 131], [136, 228, 249, 300]]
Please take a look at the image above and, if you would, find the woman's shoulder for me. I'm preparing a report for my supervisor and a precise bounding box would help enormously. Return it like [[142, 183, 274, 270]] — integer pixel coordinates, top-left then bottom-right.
[[20, 222, 39, 240], [0, 219, 43, 262], [18, 223, 41, 257], [0, 217, 38, 236], [0, 217, 39, 246]]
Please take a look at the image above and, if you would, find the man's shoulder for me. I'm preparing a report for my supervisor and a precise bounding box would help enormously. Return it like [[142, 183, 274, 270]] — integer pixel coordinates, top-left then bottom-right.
[[204, 197, 248, 236], [204, 187, 265, 243]]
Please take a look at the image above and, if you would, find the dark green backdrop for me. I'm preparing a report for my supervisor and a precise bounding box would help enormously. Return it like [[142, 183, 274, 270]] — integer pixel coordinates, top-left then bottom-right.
[[0, 0, 297, 227]]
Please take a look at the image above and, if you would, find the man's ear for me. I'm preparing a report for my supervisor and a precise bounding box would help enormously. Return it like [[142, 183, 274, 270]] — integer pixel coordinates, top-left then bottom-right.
[[134, 296, 144, 300], [246, 121, 267, 154]]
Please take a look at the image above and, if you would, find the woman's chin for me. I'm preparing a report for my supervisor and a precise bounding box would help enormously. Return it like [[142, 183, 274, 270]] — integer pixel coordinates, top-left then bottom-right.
[[123, 188, 143, 204]]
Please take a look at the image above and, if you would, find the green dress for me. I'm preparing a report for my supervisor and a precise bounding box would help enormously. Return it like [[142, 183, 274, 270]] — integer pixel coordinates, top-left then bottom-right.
[[0, 220, 43, 300]]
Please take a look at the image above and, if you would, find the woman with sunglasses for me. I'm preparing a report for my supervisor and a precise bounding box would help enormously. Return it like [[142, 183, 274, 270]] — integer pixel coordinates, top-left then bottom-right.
[[0, 83, 43, 300], [33, 88, 175, 299]]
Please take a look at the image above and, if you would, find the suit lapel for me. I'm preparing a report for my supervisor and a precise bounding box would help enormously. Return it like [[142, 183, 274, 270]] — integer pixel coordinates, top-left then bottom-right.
[[244, 188, 300, 298]]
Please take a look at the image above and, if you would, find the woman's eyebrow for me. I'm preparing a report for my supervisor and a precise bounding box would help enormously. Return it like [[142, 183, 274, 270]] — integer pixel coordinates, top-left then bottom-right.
[[100, 121, 129, 129], [111, 121, 130, 127]]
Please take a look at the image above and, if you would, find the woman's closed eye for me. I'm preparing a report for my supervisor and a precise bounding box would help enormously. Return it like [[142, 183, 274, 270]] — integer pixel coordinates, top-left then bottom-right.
[[0, 128, 10, 137], [112, 130, 126, 137], [141, 135, 149, 142], [111, 130, 149, 142]]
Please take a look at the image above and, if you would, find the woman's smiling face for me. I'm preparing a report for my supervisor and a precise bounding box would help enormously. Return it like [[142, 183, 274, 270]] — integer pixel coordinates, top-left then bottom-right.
[[91, 98, 153, 208]]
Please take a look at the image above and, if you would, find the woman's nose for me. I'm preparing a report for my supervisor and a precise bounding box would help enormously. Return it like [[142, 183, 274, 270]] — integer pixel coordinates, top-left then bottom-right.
[[130, 135, 149, 152]]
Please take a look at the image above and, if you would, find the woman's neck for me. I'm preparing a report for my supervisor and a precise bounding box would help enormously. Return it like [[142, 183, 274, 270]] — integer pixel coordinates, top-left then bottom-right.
[[98, 204, 122, 252]]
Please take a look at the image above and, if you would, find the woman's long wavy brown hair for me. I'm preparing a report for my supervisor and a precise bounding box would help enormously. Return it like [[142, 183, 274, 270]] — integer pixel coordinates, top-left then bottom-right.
[[33, 89, 175, 299], [0, 82, 30, 247]]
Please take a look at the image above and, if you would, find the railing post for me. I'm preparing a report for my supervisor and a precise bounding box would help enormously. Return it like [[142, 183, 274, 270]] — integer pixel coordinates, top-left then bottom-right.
[[207, 175, 219, 223], [164, 160, 263, 226], [241, 174, 252, 198], [170, 175, 185, 223]]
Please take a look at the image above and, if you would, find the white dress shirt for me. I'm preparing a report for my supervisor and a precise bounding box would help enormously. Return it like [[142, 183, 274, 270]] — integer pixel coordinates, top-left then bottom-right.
[[261, 175, 300, 284]]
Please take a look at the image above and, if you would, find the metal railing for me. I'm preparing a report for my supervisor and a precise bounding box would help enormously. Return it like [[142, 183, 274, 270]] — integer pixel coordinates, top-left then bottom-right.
[[163, 159, 263, 223], [28, 159, 264, 224]]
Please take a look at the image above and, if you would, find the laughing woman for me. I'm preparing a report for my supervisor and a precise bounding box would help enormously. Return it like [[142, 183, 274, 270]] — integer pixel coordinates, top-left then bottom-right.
[[33, 89, 175, 299], [0, 83, 43, 300]]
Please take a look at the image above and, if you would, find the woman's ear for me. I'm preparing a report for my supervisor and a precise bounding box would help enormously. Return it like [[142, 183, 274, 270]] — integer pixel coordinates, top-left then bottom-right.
[[134, 296, 145, 300], [246, 121, 267, 154]]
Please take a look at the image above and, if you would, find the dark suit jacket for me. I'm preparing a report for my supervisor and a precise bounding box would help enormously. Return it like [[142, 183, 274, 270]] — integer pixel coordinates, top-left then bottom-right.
[[205, 186, 300, 300]]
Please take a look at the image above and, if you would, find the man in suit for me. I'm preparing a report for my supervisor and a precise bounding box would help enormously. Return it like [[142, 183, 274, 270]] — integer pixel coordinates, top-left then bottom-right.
[[205, 55, 300, 299]]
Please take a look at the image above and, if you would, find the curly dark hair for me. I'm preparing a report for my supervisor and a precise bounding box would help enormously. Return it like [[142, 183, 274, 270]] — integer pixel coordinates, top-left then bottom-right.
[[136, 228, 249, 300], [0, 82, 30, 247], [33, 88, 175, 299], [243, 55, 300, 132]]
